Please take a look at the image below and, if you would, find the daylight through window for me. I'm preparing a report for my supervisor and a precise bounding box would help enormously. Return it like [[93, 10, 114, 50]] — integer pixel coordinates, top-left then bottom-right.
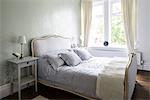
[[88, 0, 126, 48]]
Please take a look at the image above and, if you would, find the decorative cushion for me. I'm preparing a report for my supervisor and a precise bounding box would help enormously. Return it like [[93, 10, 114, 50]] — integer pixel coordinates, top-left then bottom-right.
[[47, 54, 65, 70], [60, 51, 82, 66], [74, 48, 93, 60]]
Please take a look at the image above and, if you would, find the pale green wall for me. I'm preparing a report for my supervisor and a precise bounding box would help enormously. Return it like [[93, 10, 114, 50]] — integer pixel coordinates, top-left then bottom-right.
[[0, 0, 1, 35], [0, 0, 81, 86], [137, 0, 150, 71], [0, 0, 3, 85], [0, 0, 2, 54]]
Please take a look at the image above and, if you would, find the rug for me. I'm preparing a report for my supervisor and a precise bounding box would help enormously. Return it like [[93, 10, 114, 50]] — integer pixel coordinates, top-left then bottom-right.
[[32, 95, 48, 100]]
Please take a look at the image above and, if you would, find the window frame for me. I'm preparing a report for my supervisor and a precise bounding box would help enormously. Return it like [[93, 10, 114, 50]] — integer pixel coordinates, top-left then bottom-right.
[[89, 0, 126, 50]]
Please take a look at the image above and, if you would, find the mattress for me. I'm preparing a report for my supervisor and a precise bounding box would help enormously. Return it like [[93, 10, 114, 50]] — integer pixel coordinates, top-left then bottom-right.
[[38, 56, 128, 98]]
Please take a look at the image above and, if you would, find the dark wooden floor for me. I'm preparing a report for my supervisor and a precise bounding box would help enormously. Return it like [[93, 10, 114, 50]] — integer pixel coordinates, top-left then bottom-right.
[[3, 70, 150, 100], [132, 70, 150, 100]]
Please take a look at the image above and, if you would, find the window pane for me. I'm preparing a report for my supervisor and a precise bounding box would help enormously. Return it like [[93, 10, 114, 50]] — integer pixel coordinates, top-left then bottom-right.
[[89, 1, 104, 47], [88, 0, 126, 48], [111, 0, 126, 48], [112, 1, 121, 14]]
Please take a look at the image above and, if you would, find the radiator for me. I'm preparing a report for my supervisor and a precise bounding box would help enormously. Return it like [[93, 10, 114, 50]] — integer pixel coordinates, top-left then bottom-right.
[[136, 51, 144, 66]]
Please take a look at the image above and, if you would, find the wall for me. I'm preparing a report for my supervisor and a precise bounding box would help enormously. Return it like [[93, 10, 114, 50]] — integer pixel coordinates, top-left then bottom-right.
[[0, 0, 1, 35], [0, 0, 3, 86], [0, 0, 81, 86], [137, 0, 150, 71], [0, 0, 2, 61]]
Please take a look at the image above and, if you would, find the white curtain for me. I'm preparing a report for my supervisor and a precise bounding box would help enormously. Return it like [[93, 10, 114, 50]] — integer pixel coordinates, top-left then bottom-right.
[[81, 0, 93, 47], [121, 0, 137, 53]]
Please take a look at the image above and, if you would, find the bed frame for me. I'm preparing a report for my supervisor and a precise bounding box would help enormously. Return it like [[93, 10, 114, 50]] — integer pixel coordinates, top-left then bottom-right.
[[31, 35, 137, 100]]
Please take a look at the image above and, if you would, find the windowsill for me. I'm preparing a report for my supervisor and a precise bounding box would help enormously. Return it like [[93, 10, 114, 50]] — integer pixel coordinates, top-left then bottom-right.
[[88, 47, 128, 52]]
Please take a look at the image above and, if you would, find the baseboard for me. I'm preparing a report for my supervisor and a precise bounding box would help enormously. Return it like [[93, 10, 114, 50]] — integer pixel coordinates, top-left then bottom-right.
[[0, 82, 34, 99], [138, 63, 150, 71], [137, 65, 143, 70], [143, 63, 150, 71], [0, 83, 11, 99]]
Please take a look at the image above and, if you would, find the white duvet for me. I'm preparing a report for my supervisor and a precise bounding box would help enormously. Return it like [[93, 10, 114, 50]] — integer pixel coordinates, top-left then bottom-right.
[[38, 56, 128, 99]]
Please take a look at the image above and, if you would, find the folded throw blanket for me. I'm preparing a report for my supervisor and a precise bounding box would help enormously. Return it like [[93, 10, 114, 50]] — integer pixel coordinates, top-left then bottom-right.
[[96, 58, 128, 100]]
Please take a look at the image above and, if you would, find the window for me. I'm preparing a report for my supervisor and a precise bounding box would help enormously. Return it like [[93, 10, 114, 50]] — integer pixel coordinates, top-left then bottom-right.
[[88, 0, 126, 48]]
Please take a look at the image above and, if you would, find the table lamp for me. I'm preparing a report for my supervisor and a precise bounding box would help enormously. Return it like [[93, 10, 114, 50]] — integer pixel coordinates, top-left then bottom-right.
[[18, 36, 26, 59]]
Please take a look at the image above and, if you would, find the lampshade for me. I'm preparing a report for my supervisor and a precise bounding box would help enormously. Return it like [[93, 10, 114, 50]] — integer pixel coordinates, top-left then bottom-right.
[[18, 36, 27, 44]]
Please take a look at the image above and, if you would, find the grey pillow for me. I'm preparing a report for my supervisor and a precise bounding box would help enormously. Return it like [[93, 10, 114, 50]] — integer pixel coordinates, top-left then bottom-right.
[[47, 54, 64, 70], [74, 48, 93, 60], [60, 52, 82, 66]]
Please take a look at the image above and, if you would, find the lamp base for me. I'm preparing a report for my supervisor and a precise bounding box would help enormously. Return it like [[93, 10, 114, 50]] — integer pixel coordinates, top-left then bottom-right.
[[19, 54, 23, 59]]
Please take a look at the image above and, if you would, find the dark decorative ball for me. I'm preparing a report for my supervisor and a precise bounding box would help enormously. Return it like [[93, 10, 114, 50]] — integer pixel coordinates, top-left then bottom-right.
[[103, 41, 109, 46]]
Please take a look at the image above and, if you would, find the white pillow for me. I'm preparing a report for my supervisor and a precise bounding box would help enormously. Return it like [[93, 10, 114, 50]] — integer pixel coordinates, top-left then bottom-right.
[[60, 51, 82, 66], [47, 54, 65, 70], [47, 49, 70, 55], [74, 48, 93, 60]]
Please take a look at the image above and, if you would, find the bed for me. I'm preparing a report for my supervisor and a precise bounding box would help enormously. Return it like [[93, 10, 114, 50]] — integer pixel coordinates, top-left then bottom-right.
[[31, 35, 137, 100]]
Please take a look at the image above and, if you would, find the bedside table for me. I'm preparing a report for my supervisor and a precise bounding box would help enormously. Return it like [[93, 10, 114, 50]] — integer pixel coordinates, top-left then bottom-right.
[[8, 56, 38, 100]]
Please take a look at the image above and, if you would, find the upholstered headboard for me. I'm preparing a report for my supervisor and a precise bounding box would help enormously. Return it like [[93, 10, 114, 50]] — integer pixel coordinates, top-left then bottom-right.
[[31, 35, 71, 57]]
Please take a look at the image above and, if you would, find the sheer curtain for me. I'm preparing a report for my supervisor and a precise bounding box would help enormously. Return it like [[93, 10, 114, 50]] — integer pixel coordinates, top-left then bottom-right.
[[81, 0, 93, 47], [121, 0, 137, 53], [121, 1, 137, 99]]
